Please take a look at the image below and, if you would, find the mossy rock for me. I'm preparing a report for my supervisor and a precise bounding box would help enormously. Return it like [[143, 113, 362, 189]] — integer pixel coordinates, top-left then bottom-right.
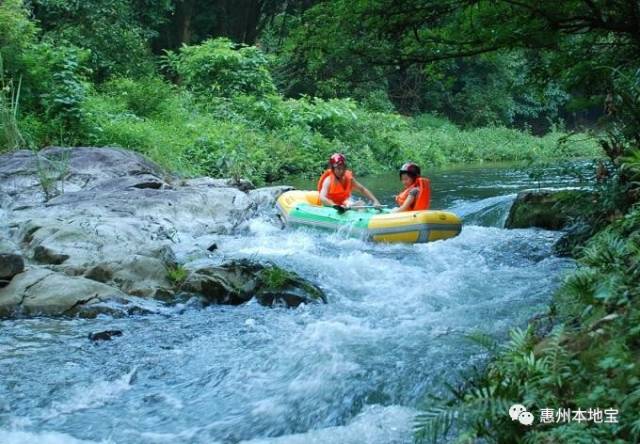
[[256, 265, 326, 307], [505, 189, 593, 231], [183, 260, 326, 307]]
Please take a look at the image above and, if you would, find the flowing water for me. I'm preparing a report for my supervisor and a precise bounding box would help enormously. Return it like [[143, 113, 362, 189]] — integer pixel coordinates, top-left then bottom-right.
[[0, 162, 591, 444]]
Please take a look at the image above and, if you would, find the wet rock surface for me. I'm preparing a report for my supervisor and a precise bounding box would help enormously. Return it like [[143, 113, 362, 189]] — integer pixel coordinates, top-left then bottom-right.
[[505, 188, 592, 231], [0, 147, 322, 318], [183, 260, 326, 307]]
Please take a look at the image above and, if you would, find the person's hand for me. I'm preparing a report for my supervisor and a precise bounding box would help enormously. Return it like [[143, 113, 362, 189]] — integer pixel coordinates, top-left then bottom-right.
[[333, 204, 347, 214]]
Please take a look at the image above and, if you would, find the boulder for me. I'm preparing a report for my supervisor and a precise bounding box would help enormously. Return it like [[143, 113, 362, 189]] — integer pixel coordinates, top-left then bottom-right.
[[0, 253, 24, 286], [0, 268, 140, 318], [505, 189, 592, 230], [0, 147, 320, 318], [0, 233, 24, 286], [248, 185, 294, 211], [0, 148, 259, 307], [0, 147, 326, 317], [89, 330, 123, 341], [183, 260, 326, 307], [0, 147, 169, 208]]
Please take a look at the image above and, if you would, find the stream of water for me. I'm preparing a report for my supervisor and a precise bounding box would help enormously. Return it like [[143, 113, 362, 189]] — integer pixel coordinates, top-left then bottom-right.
[[0, 161, 590, 443]]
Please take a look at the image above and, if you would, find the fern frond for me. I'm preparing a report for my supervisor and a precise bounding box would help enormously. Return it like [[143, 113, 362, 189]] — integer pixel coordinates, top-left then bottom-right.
[[465, 330, 498, 353], [414, 406, 459, 444]]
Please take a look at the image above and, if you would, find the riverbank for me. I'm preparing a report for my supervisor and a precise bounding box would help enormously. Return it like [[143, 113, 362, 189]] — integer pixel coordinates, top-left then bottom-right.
[[415, 195, 640, 441], [76, 88, 600, 185], [3, 7, 599, 186], [0, 147, 326, 318]]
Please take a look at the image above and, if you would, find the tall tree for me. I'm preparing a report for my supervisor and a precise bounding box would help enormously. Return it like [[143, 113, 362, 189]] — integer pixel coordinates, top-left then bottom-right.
[[154, 0, 316, 51]]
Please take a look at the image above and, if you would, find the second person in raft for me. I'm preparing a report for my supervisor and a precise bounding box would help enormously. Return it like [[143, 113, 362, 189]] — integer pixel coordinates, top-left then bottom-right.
[[391, 162, 431, 212], [318, 153, 382, 211]]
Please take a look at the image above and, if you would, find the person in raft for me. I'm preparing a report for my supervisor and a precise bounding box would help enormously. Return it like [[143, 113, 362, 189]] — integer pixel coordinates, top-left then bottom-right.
[[391, 162, 431, 212], [318, 153, 382, 211]]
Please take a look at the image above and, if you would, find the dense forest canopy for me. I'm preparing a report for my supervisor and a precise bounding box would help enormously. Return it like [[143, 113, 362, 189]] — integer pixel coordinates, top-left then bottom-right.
[[4, 0, 634, 128], [0, 0, 637, 192]]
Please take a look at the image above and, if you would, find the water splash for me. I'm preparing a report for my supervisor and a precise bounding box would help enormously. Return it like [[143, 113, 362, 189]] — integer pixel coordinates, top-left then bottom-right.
[[0, 165, 581, 443]]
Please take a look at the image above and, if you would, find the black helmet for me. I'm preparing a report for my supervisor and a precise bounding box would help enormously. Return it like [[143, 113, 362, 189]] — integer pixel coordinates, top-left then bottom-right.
[[399, 162, 420, 178]]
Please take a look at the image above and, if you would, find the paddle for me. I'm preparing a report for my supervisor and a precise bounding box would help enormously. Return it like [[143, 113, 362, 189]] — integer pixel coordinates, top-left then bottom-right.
[[333, 204, 388, 214]]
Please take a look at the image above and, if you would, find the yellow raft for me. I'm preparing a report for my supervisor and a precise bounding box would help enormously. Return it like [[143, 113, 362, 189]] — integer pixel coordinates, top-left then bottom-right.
[[276, 190, 462, 244]]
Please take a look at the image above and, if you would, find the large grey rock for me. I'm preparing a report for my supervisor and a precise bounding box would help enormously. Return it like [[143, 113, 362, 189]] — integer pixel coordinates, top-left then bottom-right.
[[0, 147, 311, 318], [0, 268, 139, 318], [0, 231, 24, 286], [183, 260, 326, 307], [248, 186, 294, 211], [0, 147, 169, 208]]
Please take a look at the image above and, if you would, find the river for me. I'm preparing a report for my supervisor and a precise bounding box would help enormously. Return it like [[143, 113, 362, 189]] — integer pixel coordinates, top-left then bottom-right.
[[0, 162, 589, 443]]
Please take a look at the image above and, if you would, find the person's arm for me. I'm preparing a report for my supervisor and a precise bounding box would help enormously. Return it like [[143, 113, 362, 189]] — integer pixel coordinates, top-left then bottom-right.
[[319, 176, 337, 206], [391, 188, 418, 212], [391, 194, 415, 212], [352, 179, 381, 206]]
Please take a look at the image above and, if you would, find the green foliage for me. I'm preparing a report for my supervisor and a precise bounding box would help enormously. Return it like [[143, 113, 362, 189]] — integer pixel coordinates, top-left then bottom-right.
[[16, 41, 91, 144], [0, 1, 603, 185], [28, 0, 170, 80], [416, 207, 640, 443], [415, 53, 570, 127], [164, 38, 277, 98], [0, 56, 25, 151], [34, 149, 70, 200], [101, 76, 175, 117], [259, 266, 292, 290], [0, 0, 37, 70], [79, 75, 596, 185], [166, 265, 188, 286]]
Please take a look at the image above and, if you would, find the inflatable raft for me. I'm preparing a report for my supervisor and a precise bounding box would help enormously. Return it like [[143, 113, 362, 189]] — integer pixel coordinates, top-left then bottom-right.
[[276, 190, 462, 244]]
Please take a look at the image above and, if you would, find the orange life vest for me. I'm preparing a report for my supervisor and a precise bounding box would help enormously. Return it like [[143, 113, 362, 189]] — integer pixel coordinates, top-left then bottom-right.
[[395, 177, 431, 211], [317, 169, 353, 205]]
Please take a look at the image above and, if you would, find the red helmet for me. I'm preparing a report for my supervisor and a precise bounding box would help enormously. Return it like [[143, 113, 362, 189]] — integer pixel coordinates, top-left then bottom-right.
[[399, 162, 421, 178], [329, 153, 347, 167]]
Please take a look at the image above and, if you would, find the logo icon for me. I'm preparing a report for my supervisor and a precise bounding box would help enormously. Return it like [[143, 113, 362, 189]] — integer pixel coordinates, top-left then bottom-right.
[[509, 404, 534, 426]]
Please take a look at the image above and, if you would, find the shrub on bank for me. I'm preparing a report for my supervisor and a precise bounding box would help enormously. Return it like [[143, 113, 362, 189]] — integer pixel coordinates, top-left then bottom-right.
[[75, 74, 598, 184], [415, 205, 640, 443], [5, 36, 599, 183]]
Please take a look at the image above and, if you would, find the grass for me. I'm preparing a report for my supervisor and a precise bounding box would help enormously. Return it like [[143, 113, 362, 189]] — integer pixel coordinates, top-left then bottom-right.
[[63, 79, 600, 185], [0, 55, 25, 151], [259, 266, 292, 290], [166, 265, 188, 286]]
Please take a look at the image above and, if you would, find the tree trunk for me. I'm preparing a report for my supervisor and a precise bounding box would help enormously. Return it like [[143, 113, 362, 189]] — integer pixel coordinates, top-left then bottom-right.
[[176, 0, 195, 46]]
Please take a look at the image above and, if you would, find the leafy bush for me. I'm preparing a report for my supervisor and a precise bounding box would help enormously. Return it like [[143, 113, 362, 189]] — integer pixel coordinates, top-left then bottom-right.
[[164, 38, 277, 98], [79, 80, 599, 185], [19, 42, 91, 143], [0, 0, 37, 71], [29, 0, 164, 80], [7, 19, 598, 182], [415, 207, 640, 443], [101, 76, 175, 117]]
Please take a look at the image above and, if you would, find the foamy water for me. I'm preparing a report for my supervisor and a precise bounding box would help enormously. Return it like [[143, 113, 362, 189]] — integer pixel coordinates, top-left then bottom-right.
[[0, 164, 584, 443]]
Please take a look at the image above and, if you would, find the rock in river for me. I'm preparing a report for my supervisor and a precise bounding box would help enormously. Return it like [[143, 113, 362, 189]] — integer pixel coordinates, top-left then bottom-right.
[[505, 188, 592, 230], [183, 260, 326, 307], [0, 147, 323, 318]]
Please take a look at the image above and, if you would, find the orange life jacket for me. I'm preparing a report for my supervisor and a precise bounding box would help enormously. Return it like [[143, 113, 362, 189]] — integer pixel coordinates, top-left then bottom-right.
[[317, 169, 353, 205], [395, 177, 431, 211]]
